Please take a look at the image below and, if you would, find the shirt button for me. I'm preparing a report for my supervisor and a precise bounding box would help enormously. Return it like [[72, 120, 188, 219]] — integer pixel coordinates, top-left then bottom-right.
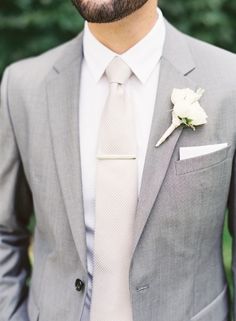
[[75, 278, 84, 292]]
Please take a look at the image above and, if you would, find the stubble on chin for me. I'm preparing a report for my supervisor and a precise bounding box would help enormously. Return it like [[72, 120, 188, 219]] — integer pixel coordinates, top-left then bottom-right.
[[72, 0, 115, 23], [72, 0, 149, 23]]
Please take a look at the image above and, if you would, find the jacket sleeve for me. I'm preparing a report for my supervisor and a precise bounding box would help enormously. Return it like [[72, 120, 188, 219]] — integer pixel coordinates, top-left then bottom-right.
[[228, 150, 236, 321], [0, 67, 33, 321]]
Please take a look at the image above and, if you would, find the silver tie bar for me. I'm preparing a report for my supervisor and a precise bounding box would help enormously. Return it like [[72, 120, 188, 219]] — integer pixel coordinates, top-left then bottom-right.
[[97, 154, 136, 160]]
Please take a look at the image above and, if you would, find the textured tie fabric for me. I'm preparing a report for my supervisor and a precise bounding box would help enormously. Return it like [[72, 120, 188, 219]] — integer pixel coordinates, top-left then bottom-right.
[[90, 56, 138, 321]]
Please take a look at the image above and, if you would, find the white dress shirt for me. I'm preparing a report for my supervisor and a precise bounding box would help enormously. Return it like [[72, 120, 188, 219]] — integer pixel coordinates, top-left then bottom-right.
[[79, 7, 165, 320]]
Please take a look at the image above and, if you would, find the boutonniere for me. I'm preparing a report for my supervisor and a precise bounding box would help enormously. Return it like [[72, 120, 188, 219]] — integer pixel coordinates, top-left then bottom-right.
[[155, 88, 208, 147]]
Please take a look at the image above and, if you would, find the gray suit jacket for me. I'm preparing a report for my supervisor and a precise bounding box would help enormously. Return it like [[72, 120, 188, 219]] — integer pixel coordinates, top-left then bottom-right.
[[0, 18, 236, 321]]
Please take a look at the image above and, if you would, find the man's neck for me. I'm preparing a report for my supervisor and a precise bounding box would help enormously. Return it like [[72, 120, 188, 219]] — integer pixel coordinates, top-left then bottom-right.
[[87, 0, 158, 54]]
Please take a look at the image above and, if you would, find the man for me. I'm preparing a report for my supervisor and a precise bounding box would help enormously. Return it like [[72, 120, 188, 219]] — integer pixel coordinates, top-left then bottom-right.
[[0, 0, 236, 320]]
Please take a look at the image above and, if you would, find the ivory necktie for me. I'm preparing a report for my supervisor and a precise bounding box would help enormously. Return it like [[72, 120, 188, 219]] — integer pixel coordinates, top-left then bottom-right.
[[90, 56, 138, 321]]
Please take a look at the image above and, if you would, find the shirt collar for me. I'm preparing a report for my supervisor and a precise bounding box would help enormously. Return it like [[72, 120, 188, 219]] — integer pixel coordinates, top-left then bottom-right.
[[83, 7, 166, 84]]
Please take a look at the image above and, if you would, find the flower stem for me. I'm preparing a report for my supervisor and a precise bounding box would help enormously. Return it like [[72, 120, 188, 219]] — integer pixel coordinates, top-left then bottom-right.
[[155, 124, 177, 147]]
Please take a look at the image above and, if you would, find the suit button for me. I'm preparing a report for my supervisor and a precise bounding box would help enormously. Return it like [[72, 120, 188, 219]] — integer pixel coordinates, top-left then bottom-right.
[[75, 278, 84, 292]]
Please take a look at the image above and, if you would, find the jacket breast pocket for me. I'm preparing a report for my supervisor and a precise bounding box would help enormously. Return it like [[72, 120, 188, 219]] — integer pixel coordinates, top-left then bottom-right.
[[175, 144, 231, 176], [190, 284, 229, 321]]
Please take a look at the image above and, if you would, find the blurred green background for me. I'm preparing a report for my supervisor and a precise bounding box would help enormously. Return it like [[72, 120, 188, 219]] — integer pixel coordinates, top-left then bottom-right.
[[1, 0, 236, 76], [1, 0, 235, 308]]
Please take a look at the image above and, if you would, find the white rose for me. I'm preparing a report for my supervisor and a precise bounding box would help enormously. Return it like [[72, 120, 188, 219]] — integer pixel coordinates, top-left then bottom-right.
[[187, 102, 208, 125], [173, 101, 208, 125], [171, 88, 204, 105], [173, 101, 192, 118], [155, 87, 207, 147]]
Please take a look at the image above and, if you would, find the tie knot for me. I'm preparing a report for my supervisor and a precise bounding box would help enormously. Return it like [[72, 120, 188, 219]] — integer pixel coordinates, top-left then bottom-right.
[[105, 56, 132, 85]]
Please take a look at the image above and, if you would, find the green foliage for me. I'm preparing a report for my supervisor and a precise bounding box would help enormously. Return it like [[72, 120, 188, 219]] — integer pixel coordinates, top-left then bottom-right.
[[223, 211, 233, 301], [0, 0, 236, 76], [0, 0, 84, 75], [160, 0, 236, 53]]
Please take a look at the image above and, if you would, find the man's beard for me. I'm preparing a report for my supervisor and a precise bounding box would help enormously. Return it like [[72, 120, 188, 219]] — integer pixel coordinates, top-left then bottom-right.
[[72, 0, 150, 23]]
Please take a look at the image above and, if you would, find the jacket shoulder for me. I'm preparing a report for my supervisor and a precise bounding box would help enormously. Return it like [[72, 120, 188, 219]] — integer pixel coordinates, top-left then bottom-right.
[[6, 32, 83, 85], [184, 33, 236, 81]]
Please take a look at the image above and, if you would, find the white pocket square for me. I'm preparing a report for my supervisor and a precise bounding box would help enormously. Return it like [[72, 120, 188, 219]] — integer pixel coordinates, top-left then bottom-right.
[[179, 143, 228, 160]]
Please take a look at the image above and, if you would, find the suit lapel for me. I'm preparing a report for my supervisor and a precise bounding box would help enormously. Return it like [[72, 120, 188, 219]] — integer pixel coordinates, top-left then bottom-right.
[[131, 21, 197, 257], [46, 32, 88, 273], [45, 20, 198, 269]]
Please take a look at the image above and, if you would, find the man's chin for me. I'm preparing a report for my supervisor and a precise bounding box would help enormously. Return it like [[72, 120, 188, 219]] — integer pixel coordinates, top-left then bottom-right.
[[72, 0, 149, 24], [84, 12, 133, 24]]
